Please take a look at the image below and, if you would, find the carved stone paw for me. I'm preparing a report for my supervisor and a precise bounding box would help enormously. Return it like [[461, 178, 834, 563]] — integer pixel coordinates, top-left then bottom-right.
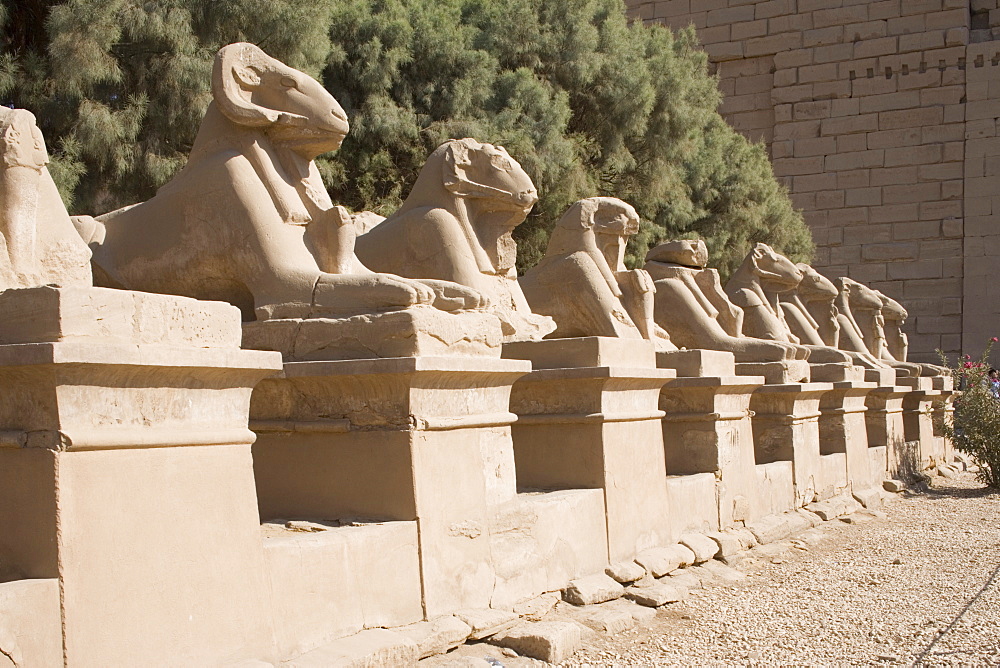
[[416, 279, 490, 311]]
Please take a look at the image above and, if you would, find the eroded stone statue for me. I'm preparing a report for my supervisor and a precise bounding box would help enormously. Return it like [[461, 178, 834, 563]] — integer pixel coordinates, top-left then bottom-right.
[[0, 108, 91, 290], [81, 43, 483, 322], [878, 291, 909, 363], [832, 277, 918, 374], [519, 197, 674, 349], [779, 263, 840, 348], [724, 244, 853, 366], [643, 239, 801, 362], [354, 138, 554, 342]]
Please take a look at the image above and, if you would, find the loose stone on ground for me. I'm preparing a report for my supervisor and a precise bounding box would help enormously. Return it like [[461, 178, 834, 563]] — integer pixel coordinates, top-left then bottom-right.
[[561, 473, 1000, 666]]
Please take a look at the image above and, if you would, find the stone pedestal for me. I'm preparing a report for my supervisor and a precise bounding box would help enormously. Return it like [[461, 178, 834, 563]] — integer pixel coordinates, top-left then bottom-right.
[[0, 286, 282, 667], [736, 359, 810, 384], [504, 337, 675, 562], [750, 383, 833, 507], [250, 355, 531, 619], [900, 377, 943, 470], [932, 389, 957, 463], [865, 385, 913, 480], [657, 350, 765, 527], [818, 381, 877, 497]]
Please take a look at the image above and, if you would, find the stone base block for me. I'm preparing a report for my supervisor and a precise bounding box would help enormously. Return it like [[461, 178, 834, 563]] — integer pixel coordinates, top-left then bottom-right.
[[751, 383, 832, 508], [932, 375, 954, 391], [503, 335, 655, 369], [665, 473, 719, 538], [507, 337, 673, 563], [656, 349, 735, 377], [489, 489, 607, 610], [755, 461, 795, 517], [809, 363, 864, 382], [287, 628, 416, 667], [562, 573, 625, 606], [250, 355, 529, 619], [262, 520, 423, 659], [659, 375, 764, 526], [899, 376, 934, 391], [0, 579, 62, 668], [243, 306, 503, 361], [853, 487, 882, 509], [396, 615, 472, 660], [818, 453, 849, 500], [736, 359, 810, 384], [0, 285, 240, 347], [489, 621, 583, 664], [869, 445, 888, 483], [864, 367, 897, 385]]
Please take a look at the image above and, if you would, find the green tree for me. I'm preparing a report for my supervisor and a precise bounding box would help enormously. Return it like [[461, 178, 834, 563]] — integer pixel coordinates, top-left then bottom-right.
[[1, 0, 812, 277], [0, 0, 335, 211]]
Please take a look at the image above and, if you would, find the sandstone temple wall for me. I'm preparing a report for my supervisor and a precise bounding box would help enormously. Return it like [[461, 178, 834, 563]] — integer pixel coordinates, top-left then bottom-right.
[[625, 0, 1000, 363]]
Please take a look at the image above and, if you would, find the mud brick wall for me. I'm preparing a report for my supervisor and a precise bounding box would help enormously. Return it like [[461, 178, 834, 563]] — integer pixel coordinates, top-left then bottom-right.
[[626, 0, 1000, 363]]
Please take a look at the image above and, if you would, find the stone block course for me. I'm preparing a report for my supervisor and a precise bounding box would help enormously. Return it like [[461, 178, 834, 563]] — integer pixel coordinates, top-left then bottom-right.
[[633, 0, 996, 361]]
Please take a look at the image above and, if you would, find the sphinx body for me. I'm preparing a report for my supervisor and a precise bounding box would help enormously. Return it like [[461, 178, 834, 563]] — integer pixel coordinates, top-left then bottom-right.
[[724, 244, 854, 365], [643, 239, 801, 362], [81, 43, 482, 322], [0, 108, 91, 290], [355, 138, 553, 342], [878, 291, 909, 363], [519, 197, 674, 350], [830, 276, 924, 375], [779, 263, 840, 348], [836, 282, 944, 377]]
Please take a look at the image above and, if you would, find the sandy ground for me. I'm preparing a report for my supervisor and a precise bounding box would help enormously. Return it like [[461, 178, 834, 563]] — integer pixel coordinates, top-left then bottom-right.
[[561, 472, 1000, 667]]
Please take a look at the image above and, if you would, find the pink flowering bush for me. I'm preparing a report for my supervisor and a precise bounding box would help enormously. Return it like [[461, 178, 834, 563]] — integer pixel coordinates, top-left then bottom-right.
[[939, 340, 1000, 488]]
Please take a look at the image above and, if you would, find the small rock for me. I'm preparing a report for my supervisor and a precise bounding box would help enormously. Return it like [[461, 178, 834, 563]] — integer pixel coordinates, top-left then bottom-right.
[[718, 551, 757, 569], [666, 569, 703, 590], [563, 573, 625, 606], [635, 545, 695, 577], [937, 465, 958, 479], [853, 488, 883, 509], [512, 592, 560, 621], [747, 515, 791, 545], [705, 530, 743, 557], [883, 479, 906, 493], [284, 520, 327, 532], [605, 560, 646, 584], [791, 509, 821, 530], [453, 609, 520, 640], [891, 557, 903, 565], [624, 581, 687, 607], [488, 621, 582, 664], [805, 500, 841, 521], [679, 533, 721, 563], [877, 654, 899, 662], [578, 608, 636, 634]]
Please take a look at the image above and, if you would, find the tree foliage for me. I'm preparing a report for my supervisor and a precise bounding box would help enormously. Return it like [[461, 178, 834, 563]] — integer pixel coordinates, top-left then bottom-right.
[[0, 0, 812, 278]]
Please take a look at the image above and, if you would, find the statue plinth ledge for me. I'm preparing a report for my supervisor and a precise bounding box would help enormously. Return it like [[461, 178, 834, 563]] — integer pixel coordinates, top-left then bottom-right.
[[242, 306, 503, 362]]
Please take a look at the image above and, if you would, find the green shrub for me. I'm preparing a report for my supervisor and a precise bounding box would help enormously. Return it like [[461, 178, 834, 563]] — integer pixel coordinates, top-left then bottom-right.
[[939, 340, 1000, 488]]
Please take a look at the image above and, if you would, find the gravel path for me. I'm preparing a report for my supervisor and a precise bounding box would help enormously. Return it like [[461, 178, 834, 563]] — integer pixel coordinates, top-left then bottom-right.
[[563, 472, 1000, 667]]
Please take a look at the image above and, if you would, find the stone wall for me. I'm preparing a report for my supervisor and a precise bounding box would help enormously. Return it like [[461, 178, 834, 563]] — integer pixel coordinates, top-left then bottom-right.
[[626, 0, 1000, 363]]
